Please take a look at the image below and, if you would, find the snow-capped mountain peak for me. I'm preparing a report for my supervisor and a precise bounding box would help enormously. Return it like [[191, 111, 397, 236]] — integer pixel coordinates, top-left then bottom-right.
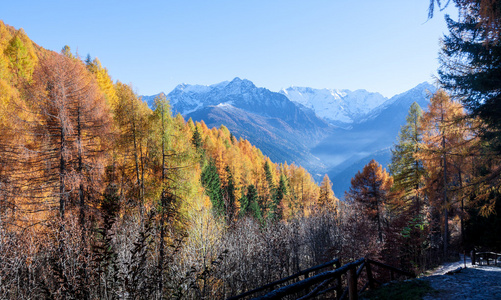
[[163, 78, 315, 124], [144, 79, 433, 130], [279, 86, 388, 125]]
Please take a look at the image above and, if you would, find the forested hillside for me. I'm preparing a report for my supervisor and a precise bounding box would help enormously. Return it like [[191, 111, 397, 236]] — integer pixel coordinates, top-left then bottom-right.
[[0, 21, 341, 298]]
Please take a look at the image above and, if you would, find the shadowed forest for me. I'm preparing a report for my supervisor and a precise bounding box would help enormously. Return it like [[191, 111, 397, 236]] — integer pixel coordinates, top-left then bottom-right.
[[1, 1, 501, 298]]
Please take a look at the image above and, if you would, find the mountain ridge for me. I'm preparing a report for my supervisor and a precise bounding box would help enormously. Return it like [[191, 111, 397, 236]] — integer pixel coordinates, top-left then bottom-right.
[[279, 86, 389, 126], [142, 78, 436, 196]]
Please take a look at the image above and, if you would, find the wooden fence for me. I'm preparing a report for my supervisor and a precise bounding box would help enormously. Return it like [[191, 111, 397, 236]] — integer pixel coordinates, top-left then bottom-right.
[[471, 251, 501, 266], [227, 258, 415, 300], [227, 258, 341, 300]]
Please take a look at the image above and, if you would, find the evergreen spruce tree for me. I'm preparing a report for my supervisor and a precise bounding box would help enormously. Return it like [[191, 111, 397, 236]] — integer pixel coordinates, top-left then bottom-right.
[[223, 165, 236, 223], [191, 126, 203, 150], [389, 102, 425, 216], [238, 189, 249, 217], [264, 161, 274, 188], [246, 184, 262, 222], [272, 173, 287, 220], [439, 6, 501, 151], [263, 161, 276, 220], [201, 160, 224, 216], [239, 184, 261, 221], [389, 102, 428, 268]]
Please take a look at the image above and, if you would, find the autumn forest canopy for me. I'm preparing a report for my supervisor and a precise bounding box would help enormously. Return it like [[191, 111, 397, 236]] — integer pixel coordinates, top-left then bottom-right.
[[1, 1, 501, 298]]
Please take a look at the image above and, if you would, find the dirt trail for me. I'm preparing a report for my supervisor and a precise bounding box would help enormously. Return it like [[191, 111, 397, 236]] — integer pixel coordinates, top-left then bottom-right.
[[421, 255, 501, 299]]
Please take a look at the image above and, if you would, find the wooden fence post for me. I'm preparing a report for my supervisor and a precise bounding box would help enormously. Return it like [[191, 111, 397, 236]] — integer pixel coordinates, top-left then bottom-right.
[[366, 262, 375, 290], [304, 272, 310, 296], [348, 266, 357, 300], [336, 261, 342, 300]]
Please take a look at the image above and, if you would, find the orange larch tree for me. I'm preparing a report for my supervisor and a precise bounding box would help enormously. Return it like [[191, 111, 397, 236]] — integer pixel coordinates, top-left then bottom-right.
[[21, 51, 111, 224], [346, 159, 393, 243], [418, 90, 471, 258]]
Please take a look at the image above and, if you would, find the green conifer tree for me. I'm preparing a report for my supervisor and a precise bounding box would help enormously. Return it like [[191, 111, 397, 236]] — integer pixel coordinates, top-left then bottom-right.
[[201, 160, 224, 216], [439, 7, 501, 151], [246, 184, 262, 221], [224, 165, 236, 222], [263, 160, 276, 219], [192, 126, 203, 150], [273, 173, 287, 220], [238, 189, 249, 217], [389, 102, 425, 216], [389, 102, 428, 268]]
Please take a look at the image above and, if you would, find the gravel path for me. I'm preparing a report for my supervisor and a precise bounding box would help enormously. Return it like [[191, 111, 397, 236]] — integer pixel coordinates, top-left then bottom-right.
[[421, 255, 501, 299]]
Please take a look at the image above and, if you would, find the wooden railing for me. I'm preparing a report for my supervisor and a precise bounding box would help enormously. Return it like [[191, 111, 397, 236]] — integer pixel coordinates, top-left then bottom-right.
[[227, 258, 415, 300], [471, 251, 501, 266], [227, 258, 341, 300]]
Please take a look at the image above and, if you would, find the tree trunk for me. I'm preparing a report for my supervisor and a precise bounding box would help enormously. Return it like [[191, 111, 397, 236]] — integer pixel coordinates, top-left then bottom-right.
[[442, 127, 448, 259], [77, 105, 85, 229], [158, 101, 166, 296], [59, 126, 66, 221]]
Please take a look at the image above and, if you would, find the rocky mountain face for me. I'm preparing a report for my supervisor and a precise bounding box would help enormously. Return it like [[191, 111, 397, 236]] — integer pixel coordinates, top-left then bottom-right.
[[143, 79, 436, 197], [145, 78, 329, 132], [145, 78, 332, 172]]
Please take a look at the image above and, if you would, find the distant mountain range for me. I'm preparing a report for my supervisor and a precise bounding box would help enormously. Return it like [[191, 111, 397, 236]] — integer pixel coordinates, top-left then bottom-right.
[[142, 78, 436, 197], [142, 78, 332, 173], [279, 86, 388, 127], [309, 82, 435, 196]]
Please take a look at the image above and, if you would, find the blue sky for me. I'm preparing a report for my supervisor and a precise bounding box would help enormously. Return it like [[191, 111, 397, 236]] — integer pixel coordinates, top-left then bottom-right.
[[3, 1, 456, 98]]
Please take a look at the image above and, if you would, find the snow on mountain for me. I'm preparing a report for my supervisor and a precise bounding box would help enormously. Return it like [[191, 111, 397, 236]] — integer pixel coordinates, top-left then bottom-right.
[[316, 81, 437, 197], [148, 79, 393, 128], [166, 80, 231, 115], [279, 87, 388, 125], [169, 78, 332, 174], [164, 77, 330, 132], [165, 78, 265, 115], [142, 79, 436, 188]]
